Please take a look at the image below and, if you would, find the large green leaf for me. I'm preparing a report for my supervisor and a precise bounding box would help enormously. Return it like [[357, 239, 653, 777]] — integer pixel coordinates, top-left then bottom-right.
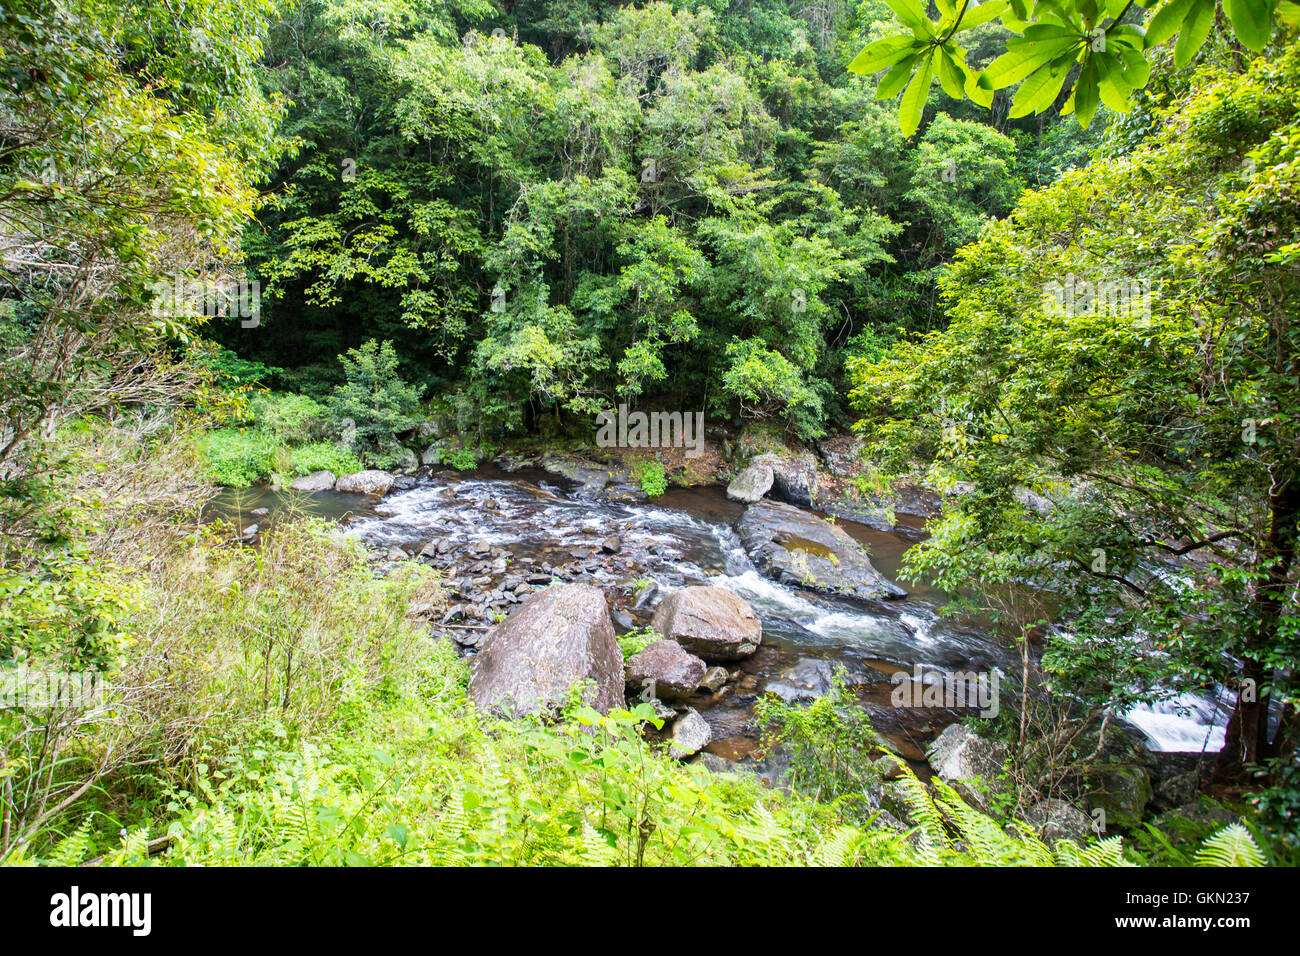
[[936, 47, 967, 98], [884, 0, 934, 34], [985, 36, 1081, 88], [1009, 54, 1074, 117], [899, 52, 935, 135], [1223, 0, 1276, 50], [877, 55, 920, 99], [848, 34, 921, 74], [1172, 0, 1216, 65], [1073, 57, 1101, 127], [1143, 0, 1195, 47], [951, 0, 1010, 31]]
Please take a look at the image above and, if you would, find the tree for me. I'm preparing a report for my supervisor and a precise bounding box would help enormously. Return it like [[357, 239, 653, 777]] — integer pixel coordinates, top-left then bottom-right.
[[854, 0, 1300, 134], [852, 37, 1300, 775]]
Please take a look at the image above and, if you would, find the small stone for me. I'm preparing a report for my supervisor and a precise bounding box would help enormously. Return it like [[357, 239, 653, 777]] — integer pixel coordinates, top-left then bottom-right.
[[669, 709, 712, 759]]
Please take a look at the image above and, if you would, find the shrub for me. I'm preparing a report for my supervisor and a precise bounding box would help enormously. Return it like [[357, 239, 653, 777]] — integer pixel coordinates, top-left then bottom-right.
[[291, 442, 362, 477], [201, 428, 277, 486], [251, 392, 327, 445], [438, 446, 478, 471], [755, 674, 882, 820], [617, 625, 657, 659], [326, 340, 423, 465], [635, 460, 668, 497]]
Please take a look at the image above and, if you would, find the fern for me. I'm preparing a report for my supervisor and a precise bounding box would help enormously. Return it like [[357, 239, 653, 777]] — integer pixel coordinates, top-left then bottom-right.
[[48, 817, 95, 867], [1194, 824, 1265, 867]]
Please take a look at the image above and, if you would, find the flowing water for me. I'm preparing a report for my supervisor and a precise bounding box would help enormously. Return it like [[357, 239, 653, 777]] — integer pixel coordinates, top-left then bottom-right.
[[206, 465, 1227, 760]]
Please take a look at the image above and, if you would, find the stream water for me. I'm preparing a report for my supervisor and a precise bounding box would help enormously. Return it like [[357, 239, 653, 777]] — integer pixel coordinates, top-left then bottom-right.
[[206, 465, 1227, 762]]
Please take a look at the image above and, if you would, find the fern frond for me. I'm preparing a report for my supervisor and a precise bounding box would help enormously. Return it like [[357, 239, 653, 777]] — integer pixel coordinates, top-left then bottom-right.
[[1195, 823, 1264, 867]]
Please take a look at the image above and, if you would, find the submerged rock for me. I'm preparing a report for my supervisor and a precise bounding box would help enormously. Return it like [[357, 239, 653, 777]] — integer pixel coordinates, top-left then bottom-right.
[[334, 469, 394, 496], [651, 586, 762, 661], [700, 665, 730, 693], [737, 499, 907, 604], [469, 583, 623, 718], [624, 639, 706, 700], [727, 462, 774, 503], [765, 658, 837, 704], [290, 470, 336, 492]]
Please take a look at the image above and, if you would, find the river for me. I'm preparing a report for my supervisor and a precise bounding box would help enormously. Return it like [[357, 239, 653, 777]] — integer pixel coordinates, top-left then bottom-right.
[[206, 464, 1226, 762]]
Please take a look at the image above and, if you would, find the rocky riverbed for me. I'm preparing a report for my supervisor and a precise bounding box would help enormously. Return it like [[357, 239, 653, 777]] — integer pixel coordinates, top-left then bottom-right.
[[205, 453, 1229, 807]]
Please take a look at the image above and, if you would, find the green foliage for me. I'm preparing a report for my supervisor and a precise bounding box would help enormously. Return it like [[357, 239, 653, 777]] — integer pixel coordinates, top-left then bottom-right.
[[438, 446, 479, 471], [250, 392, 327, 445], [617, 625, 658, 659], [291, 442, 362, 478], [1194, 824, 1266, 867], [326, 340, 423, 465], [635, 460, 668, 498], [856, 0, 1298, 132], [756, 674, 882, 820], [853, 41, 1300, 773], [201, 428, 278, 486], [213, 0, 1048, 436]]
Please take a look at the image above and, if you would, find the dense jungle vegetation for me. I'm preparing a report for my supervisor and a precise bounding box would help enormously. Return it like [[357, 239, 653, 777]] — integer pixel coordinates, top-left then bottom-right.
[[1, 0, 1297, 867]]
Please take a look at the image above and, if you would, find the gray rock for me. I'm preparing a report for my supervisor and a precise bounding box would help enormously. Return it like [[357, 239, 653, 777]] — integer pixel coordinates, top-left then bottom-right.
[[469, 583, 623, 718], [540, 455, 625, 496], [290, 470, 336, 492], [601, 534, 622, 554], [700, 666, 729, 693], [727, 462, 774, 503], [651, 586, 762, 661], [1085, 764, 1153, 831], [737, 499, 907, 604], [751, 453, 818, 507], [1022, 798, 1093, 843], [334, 469, 395, 496], [926, 723, 1009, 813], [875, 753, 907, 781], [393, 446, 420, 474], [669, 708, 712, 758], [765, 657, 837, 704], [421, 442, 446, 467], [624, 639, 707, 700]]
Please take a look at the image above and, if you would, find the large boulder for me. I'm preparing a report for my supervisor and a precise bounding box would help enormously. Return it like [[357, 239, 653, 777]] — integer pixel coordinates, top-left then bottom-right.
[[651, 586, 762, 661], [469, 584, 623, 718], [539, 454, 626, 496], [334, 470, 394, 496], [290, 470, 336, 492], [726, 462, 774, 503], [751, 453, 818, 507], [737, 499, 907, 604], [1085, 764, 1153, 831], [624, 639, 707, 700], [927, 722, 1009, 813]]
